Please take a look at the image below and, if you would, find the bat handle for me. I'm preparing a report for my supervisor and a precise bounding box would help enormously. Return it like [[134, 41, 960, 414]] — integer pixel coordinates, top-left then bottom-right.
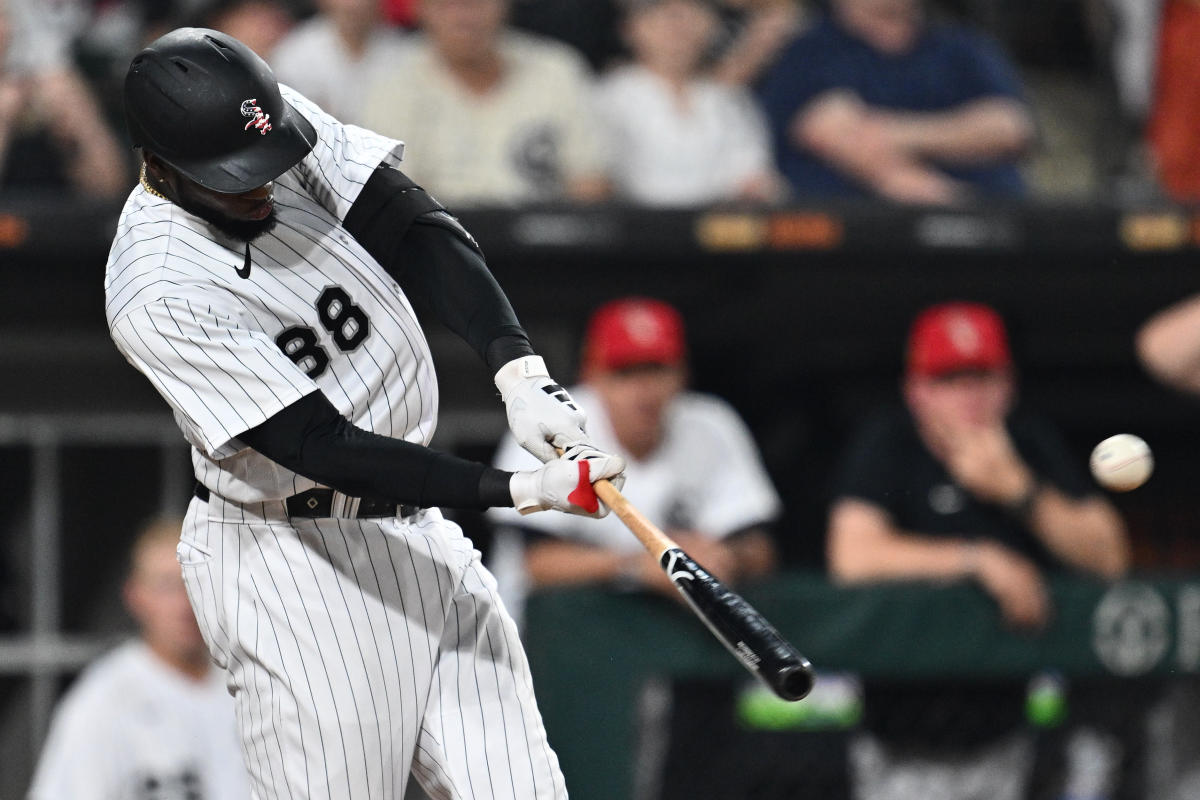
[[594, 478, 676, 557]]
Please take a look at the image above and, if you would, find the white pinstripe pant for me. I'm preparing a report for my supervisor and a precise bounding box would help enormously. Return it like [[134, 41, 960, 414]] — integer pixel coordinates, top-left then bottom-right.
[[180, 493, 568, 800]]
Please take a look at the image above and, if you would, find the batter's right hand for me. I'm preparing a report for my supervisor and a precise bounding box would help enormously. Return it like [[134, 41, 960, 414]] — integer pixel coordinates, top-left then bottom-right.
[[509, 444, 626, 518]]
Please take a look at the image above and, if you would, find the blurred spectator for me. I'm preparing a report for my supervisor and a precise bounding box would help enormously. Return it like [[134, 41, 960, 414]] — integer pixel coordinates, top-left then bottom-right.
[[0, 0, 128, 197], [1147, 0, 1200, 203], [1137, 293, 1200, 394], [709, 0, 807, 87], [1100, 0, 1164, 124], [28, 516, 249, 800], [1075, 0, 1164, 201], [203, 0, 295, 60], [595, 0, 784, 206], [506, 0, 805, 82], [362, 0, 610, 206], [62, 0, 205, 64], [827, 301, 1129, 800], [383, 0, 419, 27], [489, 296, 781, 800], [271, 0, 408, 124], [28, 1, 186, 117], [508, 0, 624, 71], [4, 0, 86, 74], [1136, 292, 1200, 800], [758, 0, 1034, 204]]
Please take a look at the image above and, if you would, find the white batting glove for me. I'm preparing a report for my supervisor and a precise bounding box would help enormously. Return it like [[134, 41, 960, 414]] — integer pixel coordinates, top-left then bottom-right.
[[495, 355, 590, 462], [510, 444, 626, 518]]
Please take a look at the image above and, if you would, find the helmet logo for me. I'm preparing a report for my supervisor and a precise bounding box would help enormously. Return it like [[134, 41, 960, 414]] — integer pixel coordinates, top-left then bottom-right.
[[240, 99, 272, 135]]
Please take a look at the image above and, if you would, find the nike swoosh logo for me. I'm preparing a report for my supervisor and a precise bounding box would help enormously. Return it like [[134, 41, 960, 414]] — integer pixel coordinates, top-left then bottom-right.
[[237, 245, 252, 279]]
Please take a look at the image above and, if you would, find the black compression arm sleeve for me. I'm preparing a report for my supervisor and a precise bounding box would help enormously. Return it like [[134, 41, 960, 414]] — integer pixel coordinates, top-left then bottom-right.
[[400, 223, 535, 371], [343, 166, 535, 372], [239, 391, 515, 509]]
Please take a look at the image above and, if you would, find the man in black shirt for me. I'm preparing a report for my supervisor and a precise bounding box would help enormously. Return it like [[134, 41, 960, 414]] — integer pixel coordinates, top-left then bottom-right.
[[827, 301, 1129, 800]]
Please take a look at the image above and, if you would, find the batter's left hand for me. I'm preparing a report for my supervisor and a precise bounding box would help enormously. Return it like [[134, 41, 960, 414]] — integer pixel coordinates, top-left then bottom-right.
[[495, 355, 590, 462]]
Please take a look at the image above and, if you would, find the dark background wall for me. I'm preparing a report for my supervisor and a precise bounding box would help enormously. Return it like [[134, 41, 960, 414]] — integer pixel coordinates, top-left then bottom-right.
[[3, 197, 1200, 798], [3, 199, 1200, 577]]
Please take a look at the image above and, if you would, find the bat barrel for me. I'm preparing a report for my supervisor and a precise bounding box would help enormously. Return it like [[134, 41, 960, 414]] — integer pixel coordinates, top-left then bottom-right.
[[595, 478, 818, 704], [662, 547, 815, 702]]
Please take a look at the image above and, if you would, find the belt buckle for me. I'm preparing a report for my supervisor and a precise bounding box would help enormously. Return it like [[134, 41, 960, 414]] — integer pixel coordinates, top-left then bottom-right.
[[286, 488, 332, 518]]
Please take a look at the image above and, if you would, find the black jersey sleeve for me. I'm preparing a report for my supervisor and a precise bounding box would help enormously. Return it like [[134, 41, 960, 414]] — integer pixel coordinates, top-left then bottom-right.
[[830, 406, 908, 513], [238, 390, 515, 509], [342, 165, 534, 372], [1009, 412, 1098, 500]]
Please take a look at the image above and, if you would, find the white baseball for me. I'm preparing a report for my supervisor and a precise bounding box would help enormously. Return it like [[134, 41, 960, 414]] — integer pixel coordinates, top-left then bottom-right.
[[1090, 434, 1153, 492]]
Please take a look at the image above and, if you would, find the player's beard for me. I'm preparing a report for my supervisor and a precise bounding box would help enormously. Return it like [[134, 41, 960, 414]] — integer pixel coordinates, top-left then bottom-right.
[[183, 199, 278, 243], [168, 180, 278, 243]]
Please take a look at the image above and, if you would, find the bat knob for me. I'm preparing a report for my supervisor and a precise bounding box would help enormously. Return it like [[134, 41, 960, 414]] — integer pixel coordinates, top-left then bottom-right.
[[774, 660, 815, 701]]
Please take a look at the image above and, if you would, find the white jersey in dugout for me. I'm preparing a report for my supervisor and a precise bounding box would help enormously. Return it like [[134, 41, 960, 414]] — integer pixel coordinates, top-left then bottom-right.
[[105, 86, 435, 504], [28, 640, 250, 800]]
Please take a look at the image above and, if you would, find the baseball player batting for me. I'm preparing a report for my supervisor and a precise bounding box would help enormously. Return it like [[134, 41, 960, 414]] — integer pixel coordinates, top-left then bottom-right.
[[106, 28, 626, 800]]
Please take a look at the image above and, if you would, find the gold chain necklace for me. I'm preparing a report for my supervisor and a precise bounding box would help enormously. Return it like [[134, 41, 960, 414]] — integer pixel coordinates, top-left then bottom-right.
[[139, 164, 167, 200]]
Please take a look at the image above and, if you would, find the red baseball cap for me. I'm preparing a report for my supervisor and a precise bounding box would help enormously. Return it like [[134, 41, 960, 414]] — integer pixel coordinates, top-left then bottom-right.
[[583, 297, 686, 371], [906, 302, 1012, 377]]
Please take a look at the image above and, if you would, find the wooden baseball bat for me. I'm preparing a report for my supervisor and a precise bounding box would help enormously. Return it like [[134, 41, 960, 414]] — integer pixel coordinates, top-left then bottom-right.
[[593, 478, 814, 701]]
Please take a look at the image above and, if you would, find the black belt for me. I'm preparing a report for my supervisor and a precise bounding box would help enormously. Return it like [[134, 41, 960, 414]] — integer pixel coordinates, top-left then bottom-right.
[[194, 484, 419, 519]]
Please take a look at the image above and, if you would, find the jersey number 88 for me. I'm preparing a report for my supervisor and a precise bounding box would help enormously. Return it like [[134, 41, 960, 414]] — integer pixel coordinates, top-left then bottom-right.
[[276, 286, 371, 378]]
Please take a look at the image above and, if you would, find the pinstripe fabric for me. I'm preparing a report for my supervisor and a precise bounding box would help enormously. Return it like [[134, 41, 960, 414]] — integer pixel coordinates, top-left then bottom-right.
[[106, 86, 434, 503], [412, 561, 566, 800], [181, 494, 567, 800], [110, 86, 567, 799]]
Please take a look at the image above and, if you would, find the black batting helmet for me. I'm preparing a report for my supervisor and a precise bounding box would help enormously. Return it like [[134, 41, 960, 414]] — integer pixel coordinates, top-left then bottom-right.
[[124, 28, 316, 194]]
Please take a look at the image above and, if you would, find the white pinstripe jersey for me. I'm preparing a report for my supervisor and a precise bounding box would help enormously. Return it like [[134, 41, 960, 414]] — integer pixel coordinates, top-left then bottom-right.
[[106, 86, 437, 503]]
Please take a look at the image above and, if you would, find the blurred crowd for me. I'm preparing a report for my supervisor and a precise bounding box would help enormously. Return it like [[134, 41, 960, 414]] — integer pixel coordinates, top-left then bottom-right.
[[23, 293, 1188, 800], [4, 0, 1200, 206], [8, 2, 1200, 799]]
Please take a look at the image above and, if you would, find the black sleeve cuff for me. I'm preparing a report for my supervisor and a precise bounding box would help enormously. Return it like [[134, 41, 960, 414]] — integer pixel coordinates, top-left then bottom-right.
[[484, 332, 536, 374], [478, 467, 514, 508]]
